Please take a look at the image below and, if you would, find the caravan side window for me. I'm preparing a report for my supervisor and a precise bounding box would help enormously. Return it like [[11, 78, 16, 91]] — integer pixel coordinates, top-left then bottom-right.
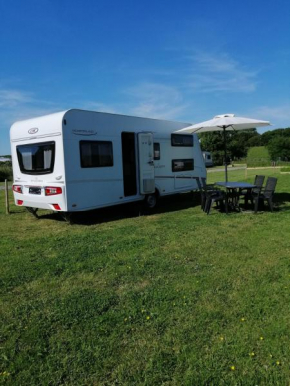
[[172, 159, 194, 172], [80, 141, 113, 168], [154, 143, 160, 160], [171, 134, 193, 147]]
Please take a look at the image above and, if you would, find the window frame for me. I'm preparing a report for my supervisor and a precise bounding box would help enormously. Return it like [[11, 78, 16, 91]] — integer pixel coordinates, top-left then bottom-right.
[[16, 141, 55, 175], [172, 158, 194, 172], [171, 134, 193, 147], [80, 140, 114, 168]]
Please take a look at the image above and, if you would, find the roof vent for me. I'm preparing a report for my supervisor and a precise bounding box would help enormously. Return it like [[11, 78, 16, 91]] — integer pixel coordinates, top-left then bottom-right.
[[214, 114, 235, 118]]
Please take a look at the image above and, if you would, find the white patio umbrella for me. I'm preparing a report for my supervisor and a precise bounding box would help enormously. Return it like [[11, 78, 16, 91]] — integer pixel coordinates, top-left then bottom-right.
[[175, 114, 271, 181]]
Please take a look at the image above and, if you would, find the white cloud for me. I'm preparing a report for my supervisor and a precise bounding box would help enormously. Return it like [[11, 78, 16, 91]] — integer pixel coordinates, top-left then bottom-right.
[[80, 83, 189, 120], [80, 101, 117, 114], [250, 104, 290, 129], [187, 52, 258, 93], [0, 89, 33, 108], [0, 87, 60, 129], [123, 83, 188, 119]]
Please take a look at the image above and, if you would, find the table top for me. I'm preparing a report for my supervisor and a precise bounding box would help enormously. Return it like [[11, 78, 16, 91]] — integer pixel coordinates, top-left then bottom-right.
[[215, 181, 256, 189]]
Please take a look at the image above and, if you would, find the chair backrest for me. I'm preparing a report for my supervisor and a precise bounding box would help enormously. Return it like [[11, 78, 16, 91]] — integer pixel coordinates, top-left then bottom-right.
[[254, 175, 265, 189], [263, 177, 277, 197]]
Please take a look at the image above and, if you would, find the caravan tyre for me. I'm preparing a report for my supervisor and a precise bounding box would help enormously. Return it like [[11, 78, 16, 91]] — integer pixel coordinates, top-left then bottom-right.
[[145, 193, 157, 209]]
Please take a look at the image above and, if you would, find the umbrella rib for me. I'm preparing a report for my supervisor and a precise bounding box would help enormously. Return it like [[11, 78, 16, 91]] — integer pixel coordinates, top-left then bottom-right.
[[191, 127, 204, 133], [217, 124, 235, 130]]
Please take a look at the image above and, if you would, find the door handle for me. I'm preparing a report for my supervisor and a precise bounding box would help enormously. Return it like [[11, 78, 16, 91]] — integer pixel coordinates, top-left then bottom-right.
[[148, 161, 154, 165]]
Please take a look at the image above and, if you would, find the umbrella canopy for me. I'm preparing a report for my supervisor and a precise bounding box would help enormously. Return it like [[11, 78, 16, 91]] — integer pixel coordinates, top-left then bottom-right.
[[175, 114, 271, 181]]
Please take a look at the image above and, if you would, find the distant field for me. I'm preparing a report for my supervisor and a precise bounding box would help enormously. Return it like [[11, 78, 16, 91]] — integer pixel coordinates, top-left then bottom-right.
[[246, 146, 290, 167], [1, 168, 290, 385], [248, 146, 270, 159], [246, 146, 271, 167]]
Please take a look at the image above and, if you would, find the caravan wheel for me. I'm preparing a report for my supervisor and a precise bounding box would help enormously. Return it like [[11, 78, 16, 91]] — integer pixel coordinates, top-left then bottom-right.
[[145, 193, 158, 209]]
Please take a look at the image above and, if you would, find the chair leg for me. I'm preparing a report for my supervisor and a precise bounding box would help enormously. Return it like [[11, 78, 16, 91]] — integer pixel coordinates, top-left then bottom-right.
[[201, 194, 204, 210], [267, 198, 274, 212], [206, 199, 213, 215], [203, 195, 207, 211], [224, 197, 228, 214], [203, 196, 209, 212], [254, 198, 259, 214]]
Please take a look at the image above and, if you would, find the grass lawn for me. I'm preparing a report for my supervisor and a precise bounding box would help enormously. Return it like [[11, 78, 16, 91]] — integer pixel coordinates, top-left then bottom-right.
[[1, 168, 290, 385]]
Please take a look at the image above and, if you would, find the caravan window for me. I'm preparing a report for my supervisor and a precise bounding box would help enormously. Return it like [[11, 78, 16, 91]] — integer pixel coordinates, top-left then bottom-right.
[[16, 141, 55, 175], [171, 134, 193, 147], [172, 159, 194, 172], [80, 141, 113, 168], [154, 143, 160, 160]]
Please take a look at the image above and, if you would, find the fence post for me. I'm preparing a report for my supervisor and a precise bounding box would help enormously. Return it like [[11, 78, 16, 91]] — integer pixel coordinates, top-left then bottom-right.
[[5, 179, 10, 215]]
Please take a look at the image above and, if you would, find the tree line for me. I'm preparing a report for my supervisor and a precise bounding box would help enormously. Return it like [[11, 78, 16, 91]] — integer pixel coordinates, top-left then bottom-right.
[[199, 127, 290, 165]]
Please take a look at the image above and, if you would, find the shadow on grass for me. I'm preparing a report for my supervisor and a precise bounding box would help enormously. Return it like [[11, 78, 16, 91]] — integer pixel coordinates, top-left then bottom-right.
[[238, 192, 290, 213], [274, 192, 290, 204], [38, 192, 202, 225], [9, 192, 289, 224]]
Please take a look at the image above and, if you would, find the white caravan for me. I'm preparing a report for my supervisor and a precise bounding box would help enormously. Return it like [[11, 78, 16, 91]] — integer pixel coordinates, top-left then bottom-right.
[[10, 109, 206, 216], [202, 151, 214, 167]]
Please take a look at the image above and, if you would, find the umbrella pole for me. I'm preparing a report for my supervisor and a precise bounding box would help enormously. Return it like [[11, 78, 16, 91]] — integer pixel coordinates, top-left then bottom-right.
[[223, 126, 228, 182]]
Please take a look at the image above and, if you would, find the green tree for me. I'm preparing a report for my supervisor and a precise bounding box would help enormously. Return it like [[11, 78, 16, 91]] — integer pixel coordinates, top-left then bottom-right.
[[267, 137, 290, 161], [261, 128, 290, 145], [199, 129, 259, 165]]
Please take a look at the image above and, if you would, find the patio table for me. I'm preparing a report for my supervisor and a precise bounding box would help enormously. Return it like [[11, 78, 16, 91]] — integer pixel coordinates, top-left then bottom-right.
[[215, 181, 256, 211]]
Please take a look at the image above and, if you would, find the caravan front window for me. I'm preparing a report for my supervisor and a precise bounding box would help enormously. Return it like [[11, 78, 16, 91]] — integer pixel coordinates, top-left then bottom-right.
[[16, 142, 55, 175]]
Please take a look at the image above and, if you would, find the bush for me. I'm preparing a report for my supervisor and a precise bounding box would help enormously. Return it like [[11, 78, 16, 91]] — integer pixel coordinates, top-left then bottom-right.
[[281, 167, 290, 173], [0, 163, 13, 181]]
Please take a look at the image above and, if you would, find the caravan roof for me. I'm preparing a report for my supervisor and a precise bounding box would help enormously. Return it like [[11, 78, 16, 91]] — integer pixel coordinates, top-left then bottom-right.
[[10, 109, 192, 141]]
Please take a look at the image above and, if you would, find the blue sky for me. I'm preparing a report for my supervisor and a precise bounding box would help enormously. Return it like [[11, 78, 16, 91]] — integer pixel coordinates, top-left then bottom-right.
[[1, 0, 290, 154]]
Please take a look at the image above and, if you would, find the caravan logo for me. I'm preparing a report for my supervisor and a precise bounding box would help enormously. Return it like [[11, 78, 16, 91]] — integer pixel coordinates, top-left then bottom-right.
[[28, 128, 39, 134], [72, 129, 97, 136]]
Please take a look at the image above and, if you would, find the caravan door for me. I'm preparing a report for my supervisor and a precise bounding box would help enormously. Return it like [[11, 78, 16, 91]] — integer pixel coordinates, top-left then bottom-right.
[[138, 133, 155, 194]]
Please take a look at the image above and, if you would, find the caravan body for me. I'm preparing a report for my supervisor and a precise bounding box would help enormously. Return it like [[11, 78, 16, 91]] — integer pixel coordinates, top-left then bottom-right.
[[10, 109, 206, 213]]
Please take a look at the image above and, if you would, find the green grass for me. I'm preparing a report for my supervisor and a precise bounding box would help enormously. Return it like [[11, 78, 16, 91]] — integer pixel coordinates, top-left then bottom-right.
[[1, 168, 290, 385]]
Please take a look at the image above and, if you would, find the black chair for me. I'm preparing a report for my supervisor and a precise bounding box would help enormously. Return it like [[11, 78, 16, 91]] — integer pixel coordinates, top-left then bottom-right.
[[197, 178, 223, 212], [253, 177, 277, 213], [240, 175, 265, 208], [205, 190, 228, 215]]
